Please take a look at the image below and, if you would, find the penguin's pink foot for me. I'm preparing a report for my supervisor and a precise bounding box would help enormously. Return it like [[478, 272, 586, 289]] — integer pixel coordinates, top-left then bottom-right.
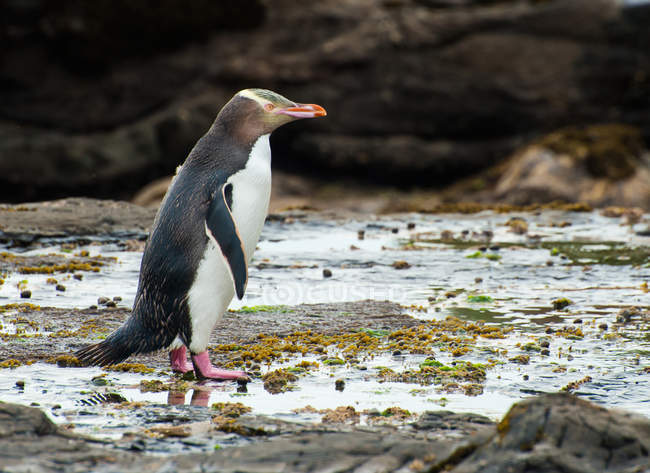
[[191, 351, 248, 380], [170, 346, 194, 373]]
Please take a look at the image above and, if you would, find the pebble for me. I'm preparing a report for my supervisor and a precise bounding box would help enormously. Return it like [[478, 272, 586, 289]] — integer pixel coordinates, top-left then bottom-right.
[[523, 374, 529, 381], [74, 274, 83, 280], [392, 260, 411, 270], [391, 227, 399, 234], [598, 323, 608, 330], [335, 379, 345, 391], [15, 380, 25, 388], [105, 301, 117, 308], [392, 350, 402, 356], [357, 230, 365, 240], [113, 296, 122, 302], [474, 277, 483, 283], [20, 290, 31, 298], [407, 222, 416, 230], [573, 318, 582, 324], [323, 269, 333, 278], [55, 284, 66, 292], [541, 349, 550, 356], [540, 340, 550, 348], [97, 297, 110, 305]]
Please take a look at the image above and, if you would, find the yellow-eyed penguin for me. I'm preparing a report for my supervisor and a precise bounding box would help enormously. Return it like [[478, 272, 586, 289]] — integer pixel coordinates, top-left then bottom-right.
[[75, 89, 326, 379]]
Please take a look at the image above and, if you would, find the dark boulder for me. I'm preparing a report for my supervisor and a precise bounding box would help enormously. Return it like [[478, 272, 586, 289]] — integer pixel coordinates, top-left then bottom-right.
[[456, 393, 650, 473]]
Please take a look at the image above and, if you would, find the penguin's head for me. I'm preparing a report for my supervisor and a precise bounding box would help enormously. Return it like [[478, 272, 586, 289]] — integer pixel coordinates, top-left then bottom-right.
[[218, 88, 326, 142]]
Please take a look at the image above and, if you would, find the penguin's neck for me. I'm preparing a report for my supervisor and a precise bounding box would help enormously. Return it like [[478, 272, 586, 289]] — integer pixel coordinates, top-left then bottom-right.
[[242, 134, 271, 181]]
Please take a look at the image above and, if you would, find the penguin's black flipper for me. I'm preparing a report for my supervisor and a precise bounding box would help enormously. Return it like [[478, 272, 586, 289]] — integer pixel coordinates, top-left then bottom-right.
[[206, 182, 248, 299]]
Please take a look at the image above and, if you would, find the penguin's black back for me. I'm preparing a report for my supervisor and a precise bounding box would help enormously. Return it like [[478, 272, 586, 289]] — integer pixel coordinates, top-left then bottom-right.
[[76, 118, 254, 365]]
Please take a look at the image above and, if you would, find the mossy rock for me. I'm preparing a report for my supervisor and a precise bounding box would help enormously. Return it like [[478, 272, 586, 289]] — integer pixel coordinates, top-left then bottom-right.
[[538, 124, 644, 180]]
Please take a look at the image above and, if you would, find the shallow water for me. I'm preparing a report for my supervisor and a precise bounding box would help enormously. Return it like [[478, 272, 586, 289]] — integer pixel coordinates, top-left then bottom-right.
[[0, 210, 648, 448]]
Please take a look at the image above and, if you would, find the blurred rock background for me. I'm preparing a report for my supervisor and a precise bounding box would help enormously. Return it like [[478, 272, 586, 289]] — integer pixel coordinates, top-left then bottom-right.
[[1, 0, 649, 211]]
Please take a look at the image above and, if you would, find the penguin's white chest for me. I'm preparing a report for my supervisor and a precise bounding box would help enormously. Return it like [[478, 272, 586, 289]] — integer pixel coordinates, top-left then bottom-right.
[[227, 134, 272, 259], [186, 135, 271, 352]]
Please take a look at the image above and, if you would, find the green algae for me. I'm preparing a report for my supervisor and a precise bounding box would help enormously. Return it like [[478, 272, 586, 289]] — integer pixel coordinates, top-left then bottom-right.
[[467, 295, 494, 303], [539, 241, 649, 266]]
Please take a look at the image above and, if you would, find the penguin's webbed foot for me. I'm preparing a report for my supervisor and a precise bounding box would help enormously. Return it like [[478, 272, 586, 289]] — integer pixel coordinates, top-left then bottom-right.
[[191, 351, 249, 381], [170, 346, 194, 373]]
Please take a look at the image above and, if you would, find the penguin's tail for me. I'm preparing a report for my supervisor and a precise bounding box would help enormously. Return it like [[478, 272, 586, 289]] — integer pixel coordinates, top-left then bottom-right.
[[75, 327, 136, 366], [75, 320, 173, 367]]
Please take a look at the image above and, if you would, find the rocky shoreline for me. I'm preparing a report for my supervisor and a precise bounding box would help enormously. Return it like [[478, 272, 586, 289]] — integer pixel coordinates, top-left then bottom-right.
[[2, 393, 649, 473], [0, 198, 649, 472]]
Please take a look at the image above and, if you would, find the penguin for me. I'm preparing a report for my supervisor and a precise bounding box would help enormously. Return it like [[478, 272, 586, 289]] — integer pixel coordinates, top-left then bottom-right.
[[75, 89, 326, 379]]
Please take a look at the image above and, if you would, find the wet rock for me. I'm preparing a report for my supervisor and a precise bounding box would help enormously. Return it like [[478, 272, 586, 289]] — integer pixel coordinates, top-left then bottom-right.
[[20, 290, 31, 298], [322, 268, 333, 278]]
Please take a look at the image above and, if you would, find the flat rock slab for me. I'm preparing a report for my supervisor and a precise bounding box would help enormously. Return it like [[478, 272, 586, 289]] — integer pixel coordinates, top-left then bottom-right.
[[0, 300, 418, 370], [0, 198, 156, 244], [2, 393, 649, 473]]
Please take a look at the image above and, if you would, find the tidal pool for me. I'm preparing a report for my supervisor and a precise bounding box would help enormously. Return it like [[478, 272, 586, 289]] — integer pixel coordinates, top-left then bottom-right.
[[0, 209, 648, 449]]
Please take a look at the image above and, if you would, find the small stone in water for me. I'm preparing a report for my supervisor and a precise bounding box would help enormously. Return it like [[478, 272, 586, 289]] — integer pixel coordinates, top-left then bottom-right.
[[540, 340, 550, 348], [357, 230, 365, 240], [15, 380, 25, 388], [407, 222, 416, 230], [98, 297, 110, 305], [91, 376, 109, 386], [393, 350, 402, 356], [113, 296, 122, 302], [523, 374, 529, 381], [335, 379, 345, 391], [598, 323, 608, 330], [105, 300, 117, 308], [474, 277, 483, 283], [391, 227, 399, 234], [74, 274, 83, 280], [323, 269, 333, 278], [55, 284, 66, 292], [20, 290, 31, 298], [392, 260, 411, 270], [541, 349, 550, 356], [573, 318, 582, 324]]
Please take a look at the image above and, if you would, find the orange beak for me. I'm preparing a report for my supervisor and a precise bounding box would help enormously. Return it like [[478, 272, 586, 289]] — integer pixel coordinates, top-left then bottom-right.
[[276, 103, 327, 119]]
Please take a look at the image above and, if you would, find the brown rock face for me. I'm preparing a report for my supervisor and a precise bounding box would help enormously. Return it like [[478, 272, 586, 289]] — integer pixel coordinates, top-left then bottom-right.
[[1, 0, 649, 202], [495, 125, 650, 209]]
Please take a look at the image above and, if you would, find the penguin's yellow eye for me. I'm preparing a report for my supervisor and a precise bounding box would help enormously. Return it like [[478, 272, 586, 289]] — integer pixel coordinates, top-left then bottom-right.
[[264, 103, 275, 112]]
